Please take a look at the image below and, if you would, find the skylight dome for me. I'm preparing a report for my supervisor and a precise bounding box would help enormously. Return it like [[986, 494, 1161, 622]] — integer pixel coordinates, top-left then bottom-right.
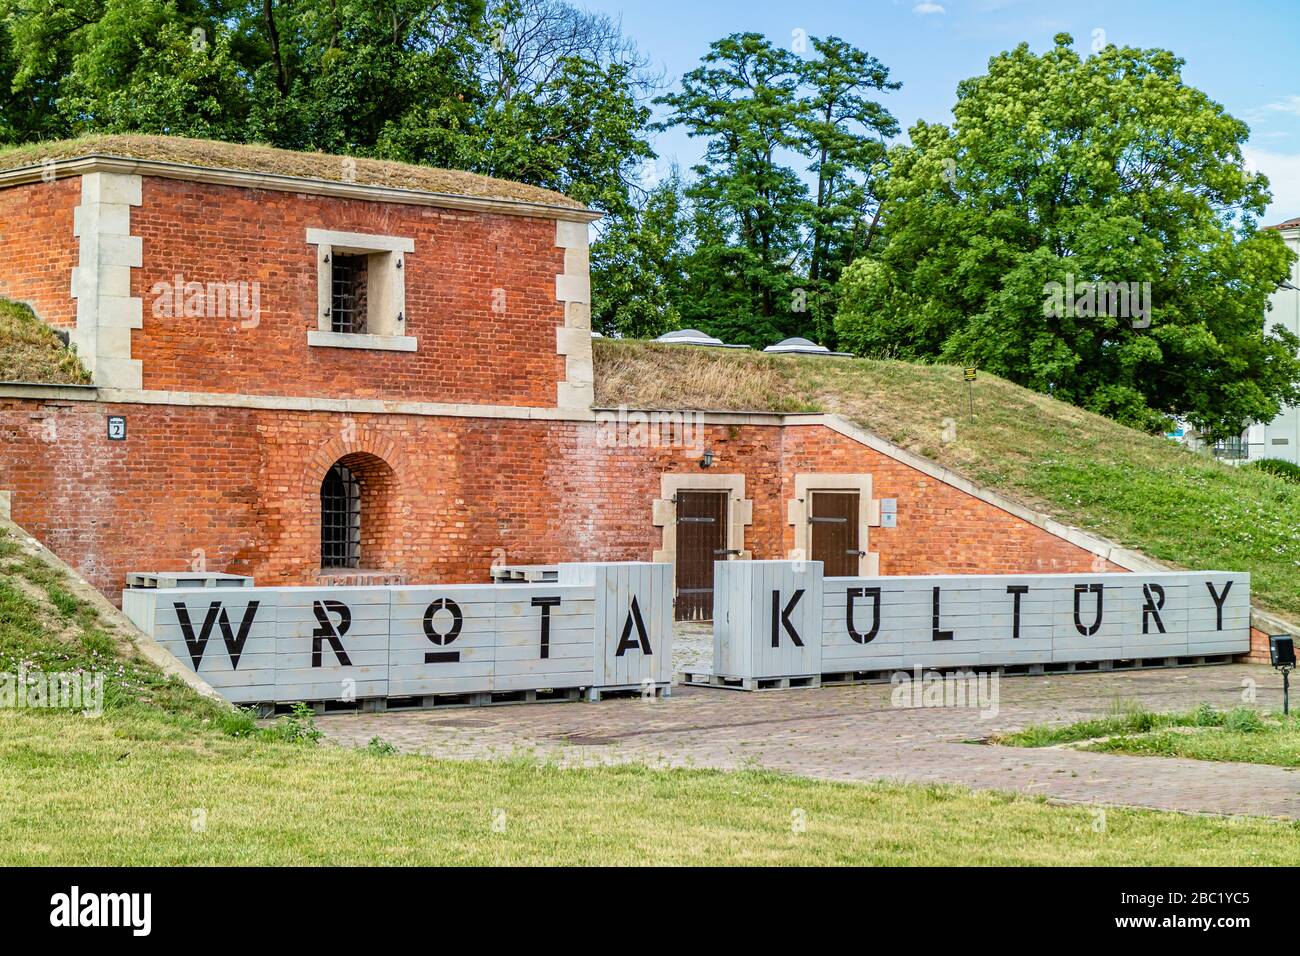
[[654, 329, 749, 348], [763, 337, 852, 357]]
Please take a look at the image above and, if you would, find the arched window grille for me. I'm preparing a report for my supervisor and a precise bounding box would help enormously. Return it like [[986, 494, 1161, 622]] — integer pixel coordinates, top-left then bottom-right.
[[321, 463, 361, 568]]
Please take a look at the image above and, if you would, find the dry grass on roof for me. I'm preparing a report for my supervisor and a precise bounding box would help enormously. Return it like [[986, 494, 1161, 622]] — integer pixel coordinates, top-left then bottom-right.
[[593, 340, 819, 413], [0, 135, 585, 209]]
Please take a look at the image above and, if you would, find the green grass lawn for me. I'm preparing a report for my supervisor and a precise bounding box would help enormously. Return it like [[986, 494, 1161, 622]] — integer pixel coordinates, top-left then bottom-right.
[[4, 525, 1299, 865], [6, 708, 1300, 866], [994, 704, 1300, 768], [596, 341, 1300, 620]]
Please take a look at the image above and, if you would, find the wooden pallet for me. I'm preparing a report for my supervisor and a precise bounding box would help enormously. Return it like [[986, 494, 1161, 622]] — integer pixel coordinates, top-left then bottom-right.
[[677, 668, 819, 691], [819, 668, 900, 686], [679, 653, 1242, 694], [125, 571, 252, 589], [585, 682, 672, 702], [823, 655, 1241, 686], [489, 565, 560, 583], [264, 686, 586, 716]]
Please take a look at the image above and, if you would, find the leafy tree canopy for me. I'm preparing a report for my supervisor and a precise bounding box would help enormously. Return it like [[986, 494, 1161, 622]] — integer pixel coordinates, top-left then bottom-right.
[[656, 31, 898, 347], [835, 34, 1299, 439], [0, 0, 654, 217]]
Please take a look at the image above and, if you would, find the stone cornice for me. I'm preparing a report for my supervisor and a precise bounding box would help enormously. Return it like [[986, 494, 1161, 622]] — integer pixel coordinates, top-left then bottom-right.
[[0, 155, 604, 224], [0, 382, 600, 421]]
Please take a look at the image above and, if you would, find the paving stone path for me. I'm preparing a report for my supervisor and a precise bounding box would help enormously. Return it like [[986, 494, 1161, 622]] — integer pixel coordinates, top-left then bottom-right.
[[319, 658, 1300, 819]]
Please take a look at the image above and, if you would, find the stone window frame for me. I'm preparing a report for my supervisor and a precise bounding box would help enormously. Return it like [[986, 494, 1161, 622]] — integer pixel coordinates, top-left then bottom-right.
[[787, 472, 881, 576], [651, 473, 753, 566], [305, 228, 417, 352]]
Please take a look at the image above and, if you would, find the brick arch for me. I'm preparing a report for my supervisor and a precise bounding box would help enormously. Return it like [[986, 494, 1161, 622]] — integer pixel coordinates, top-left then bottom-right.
[[307, 431, 413, 573], [304, 431, 414, 497]]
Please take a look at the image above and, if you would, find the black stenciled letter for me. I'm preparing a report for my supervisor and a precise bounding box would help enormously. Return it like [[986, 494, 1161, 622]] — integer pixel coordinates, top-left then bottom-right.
[[846, 587, 881, 644], [174, 600, 260, 669], [423, 598, 463, 663], [1073, 584, 1104, 636], [1206, 580, 1232, 631], [1006, 585, 1028, 640], [771, 589, 806, 647], [932, 587, 953, 641], [615, 596, 652, 656], [1142, 583, 1166, 635], [531, 596, 562, 660], [312, 600, 353, 667]]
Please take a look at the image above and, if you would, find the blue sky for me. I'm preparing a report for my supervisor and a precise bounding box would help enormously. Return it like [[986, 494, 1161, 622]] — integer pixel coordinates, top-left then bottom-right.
[[583, 0, 1300, 222]]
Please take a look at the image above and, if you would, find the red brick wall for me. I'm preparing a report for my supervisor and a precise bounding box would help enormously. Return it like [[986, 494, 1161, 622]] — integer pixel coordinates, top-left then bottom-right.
[[779, 425, 1116, 574], [0, 179, 80, 329], [1245, 627, 1280, 664], [0, 399, 1118, 604], [129, 177, 566, 405]]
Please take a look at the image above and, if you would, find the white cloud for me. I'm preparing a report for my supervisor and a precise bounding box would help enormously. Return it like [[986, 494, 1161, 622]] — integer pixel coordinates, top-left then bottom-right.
[[1243, 147, 1300, 223], [913, 2, 946, 13], [1262, 95, 1300, 118]]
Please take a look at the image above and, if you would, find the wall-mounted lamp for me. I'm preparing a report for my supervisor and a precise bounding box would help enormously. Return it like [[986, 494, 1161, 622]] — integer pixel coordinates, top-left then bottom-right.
[[699, 449, 715, 469]]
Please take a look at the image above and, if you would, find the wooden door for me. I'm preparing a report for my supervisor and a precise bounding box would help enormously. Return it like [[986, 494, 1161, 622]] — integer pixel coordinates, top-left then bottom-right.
[[810, 491, 860, 577], [675, 491, 729, 621]]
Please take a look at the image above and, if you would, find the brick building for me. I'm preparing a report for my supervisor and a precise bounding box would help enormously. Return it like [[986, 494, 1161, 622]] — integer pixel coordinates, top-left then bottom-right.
[[0, 136, 1125, 614]]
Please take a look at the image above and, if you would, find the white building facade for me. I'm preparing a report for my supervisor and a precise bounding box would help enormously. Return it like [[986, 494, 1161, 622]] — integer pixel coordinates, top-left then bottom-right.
[[1244, 218, 1300, 465]]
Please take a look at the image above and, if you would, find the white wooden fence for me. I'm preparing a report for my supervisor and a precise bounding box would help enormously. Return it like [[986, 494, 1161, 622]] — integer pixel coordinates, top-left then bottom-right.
[[558, 562, 674, 691], [123, 562, 672, 705], [713, 561, 1250, 684], [713, 561, 824, 682]]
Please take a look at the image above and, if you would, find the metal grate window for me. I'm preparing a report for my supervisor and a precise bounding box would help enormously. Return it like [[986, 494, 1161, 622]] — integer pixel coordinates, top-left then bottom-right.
[[330, 254, 369, 334], [321, 463, 361, 568]]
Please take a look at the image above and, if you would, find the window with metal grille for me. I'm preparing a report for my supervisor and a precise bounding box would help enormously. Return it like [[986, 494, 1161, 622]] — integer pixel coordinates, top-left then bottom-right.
[[320, 463, 361, 568], [330, 254, 369, 334]]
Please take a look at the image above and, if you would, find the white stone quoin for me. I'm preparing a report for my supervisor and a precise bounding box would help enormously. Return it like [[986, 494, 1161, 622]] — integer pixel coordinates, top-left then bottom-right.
[[555, 218, 594, 411], [70, 172, 143, 389]]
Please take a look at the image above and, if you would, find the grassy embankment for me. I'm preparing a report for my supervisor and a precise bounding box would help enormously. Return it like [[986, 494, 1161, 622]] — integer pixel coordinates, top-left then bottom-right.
[[0, 298, 90, 385], [596, 340, 1300, 619]]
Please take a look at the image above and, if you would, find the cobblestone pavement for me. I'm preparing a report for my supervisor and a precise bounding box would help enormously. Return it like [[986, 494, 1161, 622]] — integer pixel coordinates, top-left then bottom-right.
[[670, 621, 712, 673], [318, 656, 1300, 819]]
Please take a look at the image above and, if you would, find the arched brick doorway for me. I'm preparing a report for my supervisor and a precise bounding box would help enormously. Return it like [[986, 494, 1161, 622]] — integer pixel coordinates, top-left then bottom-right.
[[317, 451, 404, 583]]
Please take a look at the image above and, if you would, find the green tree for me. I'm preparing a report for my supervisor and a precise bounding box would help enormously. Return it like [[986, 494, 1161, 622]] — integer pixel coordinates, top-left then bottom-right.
[[57, 7, 249, 139], [450, 56, 653, 218], [656, 32, 809, 346], [0, 0, 653, 225], [837, 34, 1300, 439], [590, 168, 689, 338], [657, 32, 898, 347], [797, 35, 898, 342]]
